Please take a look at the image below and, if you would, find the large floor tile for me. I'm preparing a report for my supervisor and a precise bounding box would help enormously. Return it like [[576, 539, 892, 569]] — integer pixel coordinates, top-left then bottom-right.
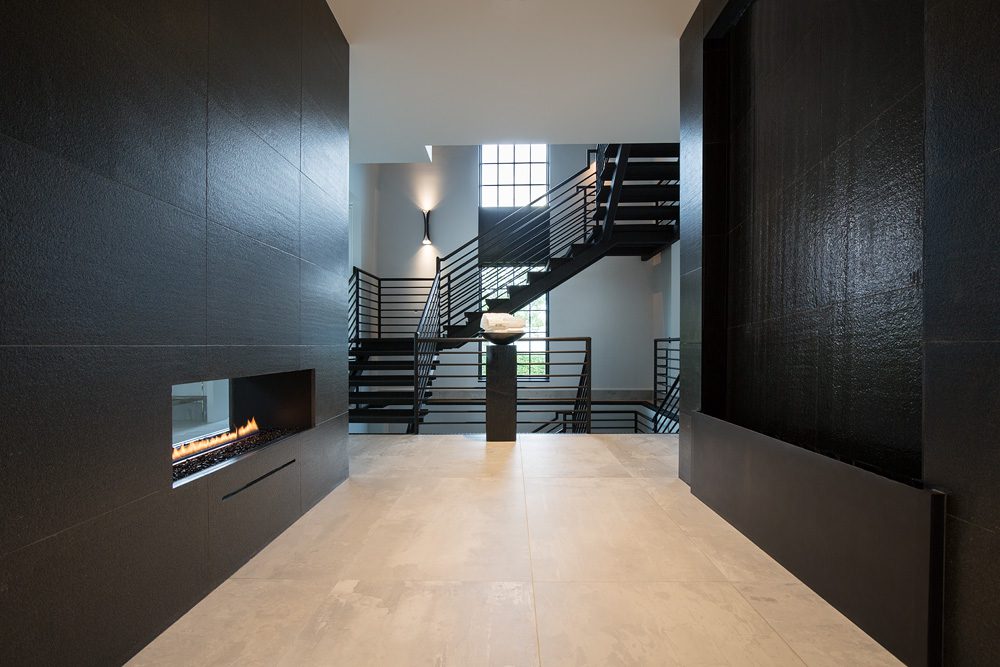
[[686, 530, 798, 584], [644, 477, 747, 537], [534, 581, 804, 666], [600, 433, 681, 478], [525, 478, 724, 582], [128, 579, 329, 666], [281, 580, 539, 666], [737, 582, 902, 666], [233, 477, 409, 582], [339, 477, 532, 582], [350, 434, 521, 478], [644, 478, 798, 584], [519, 434, 633, 478], [134, 433, 894, 665]]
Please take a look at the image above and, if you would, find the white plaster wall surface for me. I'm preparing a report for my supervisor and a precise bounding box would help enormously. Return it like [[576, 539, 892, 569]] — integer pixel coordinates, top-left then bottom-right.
[[327, 0, 698, 162]]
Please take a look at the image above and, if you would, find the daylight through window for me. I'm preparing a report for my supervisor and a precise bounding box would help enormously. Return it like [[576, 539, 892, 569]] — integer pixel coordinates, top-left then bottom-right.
[[480, 143, 548, 208]]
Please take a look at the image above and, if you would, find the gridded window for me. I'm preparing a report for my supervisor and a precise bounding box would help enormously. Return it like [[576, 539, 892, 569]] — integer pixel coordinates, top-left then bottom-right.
[[513, 295, 549, 377], [480, 144, 548, 208], [479, 267, 549, 378]]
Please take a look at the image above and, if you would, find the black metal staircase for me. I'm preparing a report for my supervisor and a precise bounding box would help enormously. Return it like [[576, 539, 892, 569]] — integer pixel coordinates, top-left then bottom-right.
[[349, 143, 680, 432]]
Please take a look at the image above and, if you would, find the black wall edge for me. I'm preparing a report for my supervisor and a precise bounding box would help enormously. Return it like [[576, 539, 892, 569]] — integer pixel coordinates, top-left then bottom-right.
[[691, 412, 944, 667]]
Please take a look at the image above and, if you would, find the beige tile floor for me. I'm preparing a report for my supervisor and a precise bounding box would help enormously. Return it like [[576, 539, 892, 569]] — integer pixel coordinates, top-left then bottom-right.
[[130, 433, 901, 666]]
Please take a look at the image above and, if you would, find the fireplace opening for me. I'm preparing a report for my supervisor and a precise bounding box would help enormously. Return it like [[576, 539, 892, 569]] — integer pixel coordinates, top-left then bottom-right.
[[171, 369, 314, 484]]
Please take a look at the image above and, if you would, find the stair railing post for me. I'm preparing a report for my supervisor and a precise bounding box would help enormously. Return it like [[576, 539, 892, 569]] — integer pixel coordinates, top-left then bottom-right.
[[377, 276, 383, 338]]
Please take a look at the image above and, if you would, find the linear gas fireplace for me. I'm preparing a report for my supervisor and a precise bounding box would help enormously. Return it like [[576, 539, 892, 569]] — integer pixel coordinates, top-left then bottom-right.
[[171, 369, 314, 484]]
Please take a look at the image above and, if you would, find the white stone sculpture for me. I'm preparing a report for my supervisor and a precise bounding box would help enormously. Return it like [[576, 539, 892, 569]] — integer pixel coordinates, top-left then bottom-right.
[[480, 312, 526, 333]]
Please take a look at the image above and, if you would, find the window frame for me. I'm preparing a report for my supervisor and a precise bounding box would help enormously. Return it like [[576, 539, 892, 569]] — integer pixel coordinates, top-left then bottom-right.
[[479, 143, 549, 208]]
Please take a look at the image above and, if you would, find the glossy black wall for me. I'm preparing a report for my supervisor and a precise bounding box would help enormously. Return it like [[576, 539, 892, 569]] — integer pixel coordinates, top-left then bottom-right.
[[0, 1, 350, 664], [683, 0, 1000, 663], [923, 0, 1000, 661], [719, 0, 925, 483]]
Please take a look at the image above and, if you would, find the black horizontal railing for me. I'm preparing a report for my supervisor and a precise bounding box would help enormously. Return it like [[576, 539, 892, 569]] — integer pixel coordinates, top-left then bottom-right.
[[534, 337, 681, 435], [653, 337, 680, 434], [411, 273, 442, 432], [438, 165, 602, 331], [534, 400, 663, 434], [349, 267, 435, 344], [411, 337, 591, 433]]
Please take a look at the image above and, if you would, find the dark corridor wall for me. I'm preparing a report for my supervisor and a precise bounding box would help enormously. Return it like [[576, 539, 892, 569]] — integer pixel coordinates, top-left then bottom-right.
[[0, 1, 349, 664], [683, 0, 1000, 663], [923, 0, 1000, 661], [716, 1, 925, 482]]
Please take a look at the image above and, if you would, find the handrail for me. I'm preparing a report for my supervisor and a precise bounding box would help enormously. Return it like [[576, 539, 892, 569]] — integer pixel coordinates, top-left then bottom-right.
[[653, 337, 681, 433], [349, 266, 435, 344], [410, 336, 592, 433], [536, 400, 666, 434], [571, 338, 592, 433], [438, 162, 602, 330], [411, 271, 442, 433], [439, 164, 594, 264], [600, 144, 630, 240]]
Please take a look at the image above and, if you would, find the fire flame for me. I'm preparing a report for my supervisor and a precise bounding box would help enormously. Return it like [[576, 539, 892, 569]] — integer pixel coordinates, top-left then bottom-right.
[[171, 417, 259, 462]]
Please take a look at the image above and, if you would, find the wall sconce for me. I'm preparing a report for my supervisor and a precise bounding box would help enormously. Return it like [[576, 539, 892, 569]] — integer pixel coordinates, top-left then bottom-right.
[[421, 209, 432, 245]]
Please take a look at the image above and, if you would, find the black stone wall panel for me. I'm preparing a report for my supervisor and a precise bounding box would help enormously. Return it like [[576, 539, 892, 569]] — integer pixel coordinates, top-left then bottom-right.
[[0, 1, 207, 215], [924, 342, 1000, 532], [206, 221, 301, 346], [303, 344, 350, 423], [209, 0, 302, 164], [301, 174, 350, 273], [924, 148, 1000, 342], [0, 484, 211, 666], [0, 136, 207, 347], [207, 101, 301, 256], [0, 345, 208, 556], [206, 437, 303, 582], [717, 0, 924, 481], [0, 0, 350, 661], [299, 413, 350, 512]]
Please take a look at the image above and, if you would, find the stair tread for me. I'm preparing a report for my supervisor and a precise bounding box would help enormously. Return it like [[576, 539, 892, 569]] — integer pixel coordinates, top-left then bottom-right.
[[353, 337, 414, 351], [600, 161, 679, 182], [597, 183, 679, 204], [350, 360, 415, 370], [604, 143, 679, 159], [350, 408, 429, 417], [351, 390, 419, 400], [349, 374, 417, 386], [594, 204, 679, 221]]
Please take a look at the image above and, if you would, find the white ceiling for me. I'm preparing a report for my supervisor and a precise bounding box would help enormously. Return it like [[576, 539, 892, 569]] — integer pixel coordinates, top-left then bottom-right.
[[327, 0, 699, 163]]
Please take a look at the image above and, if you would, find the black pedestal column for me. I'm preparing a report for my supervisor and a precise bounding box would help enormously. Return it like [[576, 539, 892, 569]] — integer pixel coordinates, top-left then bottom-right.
[[486, 345, 517, 441]]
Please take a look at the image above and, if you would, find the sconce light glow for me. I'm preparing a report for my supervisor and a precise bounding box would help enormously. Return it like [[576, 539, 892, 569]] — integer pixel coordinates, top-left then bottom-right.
[[421, 209, 432, 246]]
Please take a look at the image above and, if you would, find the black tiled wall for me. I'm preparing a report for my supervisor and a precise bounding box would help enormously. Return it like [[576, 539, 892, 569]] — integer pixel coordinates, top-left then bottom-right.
[[924, 0, 1000, 661], [714, 0, 926, 483], [678, 3, 705, 483], [0, 1, 349, 664]]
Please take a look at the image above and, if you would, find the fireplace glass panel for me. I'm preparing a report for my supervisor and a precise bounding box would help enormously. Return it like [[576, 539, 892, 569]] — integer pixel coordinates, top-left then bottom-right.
[[170, 370, 314, 484], [172, 379, 230, 446]]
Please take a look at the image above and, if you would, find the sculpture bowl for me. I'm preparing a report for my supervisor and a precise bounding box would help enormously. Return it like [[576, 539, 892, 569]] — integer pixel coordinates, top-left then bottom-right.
[[482, 331, 526, 345]]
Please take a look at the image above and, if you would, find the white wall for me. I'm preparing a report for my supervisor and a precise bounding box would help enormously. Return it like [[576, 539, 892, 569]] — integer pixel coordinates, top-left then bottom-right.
[[349, 162, 379, 273], [374, 146, 479, 278], [550, 257, 658, 390], [328, 0, 698, 162], [356, 143, 675, 392]]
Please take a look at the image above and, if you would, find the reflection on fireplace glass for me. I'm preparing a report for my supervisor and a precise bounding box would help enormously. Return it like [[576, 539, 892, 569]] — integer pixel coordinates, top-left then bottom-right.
[[171, 379, 231, 446]]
